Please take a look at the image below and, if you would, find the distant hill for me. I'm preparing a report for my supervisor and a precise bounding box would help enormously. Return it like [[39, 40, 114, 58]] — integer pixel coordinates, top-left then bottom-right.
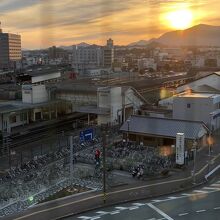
[[128, 24, 220, 47], [59, 42, 91, 50]]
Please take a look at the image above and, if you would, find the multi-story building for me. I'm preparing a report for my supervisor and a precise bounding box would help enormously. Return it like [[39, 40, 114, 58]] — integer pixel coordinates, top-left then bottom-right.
[[0, 24, 21, 70], [103, 38, 114, 68], [138, 58, 157, 71], [72, 44, 103, 74], [72, 39, 115, 74]]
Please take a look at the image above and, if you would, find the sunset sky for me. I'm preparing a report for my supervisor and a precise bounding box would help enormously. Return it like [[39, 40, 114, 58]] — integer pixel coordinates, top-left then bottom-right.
[[0, 0, 220, 49]]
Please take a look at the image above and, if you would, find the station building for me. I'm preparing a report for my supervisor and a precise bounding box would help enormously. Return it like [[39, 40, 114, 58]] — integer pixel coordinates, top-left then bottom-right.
[[0, 69, 62, 133], [120, 115, 209, 155], [56, 82, 145, 125]]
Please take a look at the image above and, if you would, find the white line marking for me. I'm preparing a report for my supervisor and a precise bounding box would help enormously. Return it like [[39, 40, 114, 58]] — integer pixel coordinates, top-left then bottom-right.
[[210, 184, 220, 187], [214, 207, 220, 210], [91, 217, 101, 220], [115, 206, 128, 210], [181, 193, 192, 196], [157, 218, 166, 220], [167, 196, 178, 199], [152, 200, 163, 202], [203, 187, 219, 190], [78, 216, 93, 220], [147, 203, 174, 220], [95, 211, 109, 215], [110, 211, 120, 215], [178, 213, 189, 216], [196, 210, 206, 213], [193, 190, 209, 193], [129, 206, 139, 210], [133, 202, 145, 206]]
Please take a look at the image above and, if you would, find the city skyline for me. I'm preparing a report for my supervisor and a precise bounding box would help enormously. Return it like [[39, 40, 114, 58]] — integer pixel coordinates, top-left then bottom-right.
[[0, 0, 220, 49]]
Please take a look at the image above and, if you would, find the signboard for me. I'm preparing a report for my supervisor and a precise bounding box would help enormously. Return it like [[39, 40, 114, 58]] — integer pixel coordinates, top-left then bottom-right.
[[176, 133, 185, 165], [80, 128, 94, 142]]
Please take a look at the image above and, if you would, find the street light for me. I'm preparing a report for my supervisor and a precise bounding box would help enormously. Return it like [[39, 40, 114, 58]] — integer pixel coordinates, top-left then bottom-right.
[[208, 112, 214, 156], [126, 119, 130, 143], [208, 112, 214, 172], [192, 139, 197, 184]]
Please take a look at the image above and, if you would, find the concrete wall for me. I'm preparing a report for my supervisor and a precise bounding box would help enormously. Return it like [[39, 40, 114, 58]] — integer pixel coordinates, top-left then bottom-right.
[[97, 87, 143, 125], [22, 85, 48, 104], [173, 97, 215, 127], [32, 85, 48, 104], [110, 87, 123, 124]]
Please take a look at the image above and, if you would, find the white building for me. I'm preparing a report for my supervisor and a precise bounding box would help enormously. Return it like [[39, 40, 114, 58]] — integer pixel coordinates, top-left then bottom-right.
[[97, 87, 144, 125], [72, 45, 103, 74], [138, 58, 157, 71], [0, 71, 61, 133], [173, 93, 220, 130], [72, 39, 115, 74], [159, 72, 220, 130]]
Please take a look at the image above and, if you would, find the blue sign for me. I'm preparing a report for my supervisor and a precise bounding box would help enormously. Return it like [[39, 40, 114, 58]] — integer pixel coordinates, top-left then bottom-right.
[[80, 128, 94, 142]]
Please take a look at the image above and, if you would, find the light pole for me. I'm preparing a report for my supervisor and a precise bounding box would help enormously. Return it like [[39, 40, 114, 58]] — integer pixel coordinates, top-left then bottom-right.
[[127, 119, 130, 143], [102, 127, 107, 204], [192, 139, 197, 184], [69, 136, 73, 183], [208, 112, 214, 156], [207, 113, 214, 173]]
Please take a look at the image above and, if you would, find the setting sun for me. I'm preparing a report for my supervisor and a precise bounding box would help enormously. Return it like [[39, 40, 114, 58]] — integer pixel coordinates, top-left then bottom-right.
[[166, 9, 193, 30]]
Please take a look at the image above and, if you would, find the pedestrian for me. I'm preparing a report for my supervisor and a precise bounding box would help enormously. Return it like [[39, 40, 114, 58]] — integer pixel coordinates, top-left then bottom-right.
[[95, 149, 101, 165]]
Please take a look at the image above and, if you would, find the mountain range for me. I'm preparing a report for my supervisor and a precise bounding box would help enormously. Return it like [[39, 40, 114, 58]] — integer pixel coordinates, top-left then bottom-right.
[[128, 24, 220, 47]]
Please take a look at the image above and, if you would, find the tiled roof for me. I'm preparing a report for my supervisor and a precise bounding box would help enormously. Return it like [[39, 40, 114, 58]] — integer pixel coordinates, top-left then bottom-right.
[[120, 115, 208, 140]]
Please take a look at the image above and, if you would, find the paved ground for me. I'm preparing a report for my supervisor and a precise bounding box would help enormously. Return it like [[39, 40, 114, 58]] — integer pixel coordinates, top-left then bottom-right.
[[1, 129, 220, 219], [70, 177, 220, 220]]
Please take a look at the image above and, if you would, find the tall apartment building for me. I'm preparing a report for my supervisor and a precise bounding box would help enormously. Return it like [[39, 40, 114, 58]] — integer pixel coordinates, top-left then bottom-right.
[[103, 38, 114, 68], [72, 39, 115, 74], [72, 44, 103, 74], [0, 24, 22, 70]]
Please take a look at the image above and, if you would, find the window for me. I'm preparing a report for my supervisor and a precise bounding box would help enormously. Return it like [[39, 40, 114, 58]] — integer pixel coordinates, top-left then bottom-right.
[[187, 103, 191, 108], [9, 115, 16, 123]]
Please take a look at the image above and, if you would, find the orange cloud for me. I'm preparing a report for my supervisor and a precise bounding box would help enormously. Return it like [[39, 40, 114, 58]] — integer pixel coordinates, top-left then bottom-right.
[[0, 0, 219, 49]]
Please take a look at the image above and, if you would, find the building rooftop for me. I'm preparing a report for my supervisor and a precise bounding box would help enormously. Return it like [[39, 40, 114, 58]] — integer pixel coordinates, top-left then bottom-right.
[[0, 100, 60, 114], [56, 81, 98, 94], [178, 92, 220, 99], [120, 115, 208, 140]]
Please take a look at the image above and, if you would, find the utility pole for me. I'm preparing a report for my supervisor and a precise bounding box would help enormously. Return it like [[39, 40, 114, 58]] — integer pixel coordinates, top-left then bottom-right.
[[192, 140, 197, 184], [102, 129, 107, 204], [127, 119, 130, 143], [69, 136, 74, 183]]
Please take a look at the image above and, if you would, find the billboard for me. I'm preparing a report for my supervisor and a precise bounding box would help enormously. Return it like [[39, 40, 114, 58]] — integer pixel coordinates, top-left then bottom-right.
[[176, 133, 185, 165]]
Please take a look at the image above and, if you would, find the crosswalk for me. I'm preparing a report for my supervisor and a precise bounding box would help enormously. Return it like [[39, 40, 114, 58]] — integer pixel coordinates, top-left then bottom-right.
[[76, 182, 220, 220]]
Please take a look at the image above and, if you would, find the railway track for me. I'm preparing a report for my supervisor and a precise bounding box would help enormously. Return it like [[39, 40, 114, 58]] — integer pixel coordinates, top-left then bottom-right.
[[9, 113, 88, 149]]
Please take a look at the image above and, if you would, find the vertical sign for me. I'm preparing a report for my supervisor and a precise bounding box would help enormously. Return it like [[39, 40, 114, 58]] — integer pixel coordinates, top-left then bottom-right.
[[176, 133, 185, 165]]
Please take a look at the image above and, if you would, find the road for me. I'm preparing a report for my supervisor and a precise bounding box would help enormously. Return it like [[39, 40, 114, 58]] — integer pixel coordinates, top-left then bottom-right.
[[70, 178, 220, 220]]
